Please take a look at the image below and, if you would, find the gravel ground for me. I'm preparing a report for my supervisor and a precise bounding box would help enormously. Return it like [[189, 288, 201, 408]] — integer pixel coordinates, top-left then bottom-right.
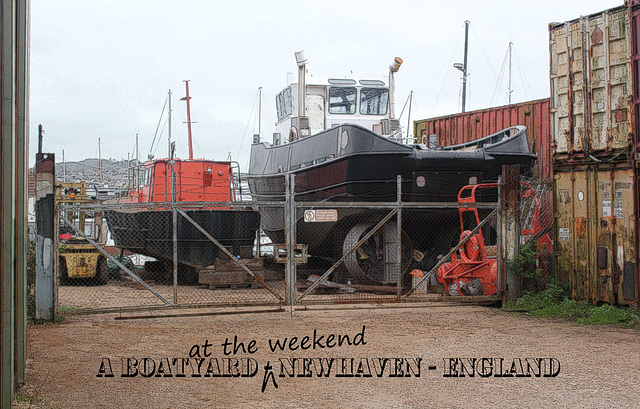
[[14, 304, 640, 408]]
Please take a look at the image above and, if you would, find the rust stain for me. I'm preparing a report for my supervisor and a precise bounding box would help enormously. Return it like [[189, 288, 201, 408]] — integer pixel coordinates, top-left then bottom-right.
[[574, 217, 587, 238]]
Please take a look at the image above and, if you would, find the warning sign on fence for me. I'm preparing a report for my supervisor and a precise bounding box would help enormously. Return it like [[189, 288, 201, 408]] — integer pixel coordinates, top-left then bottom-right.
[[304, 209, 338, 222]]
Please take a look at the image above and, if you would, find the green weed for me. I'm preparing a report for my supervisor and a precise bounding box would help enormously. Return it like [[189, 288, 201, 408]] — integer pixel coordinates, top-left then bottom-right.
[[504, 284, 640, 329]]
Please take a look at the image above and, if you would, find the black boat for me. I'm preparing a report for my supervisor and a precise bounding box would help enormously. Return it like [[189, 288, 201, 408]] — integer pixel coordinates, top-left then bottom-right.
[[246, 53, 536, 283]]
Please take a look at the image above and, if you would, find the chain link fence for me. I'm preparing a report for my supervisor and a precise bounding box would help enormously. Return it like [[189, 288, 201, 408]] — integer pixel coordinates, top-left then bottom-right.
[[514, 177, 555, 293], [291, 182, 502, 304], [56, 201, 285, 314], [53, 175, 549, 314]]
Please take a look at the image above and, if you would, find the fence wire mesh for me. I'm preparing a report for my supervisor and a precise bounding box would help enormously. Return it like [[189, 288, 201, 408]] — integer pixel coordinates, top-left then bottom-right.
[[292, 194, 501, 304], [56, 201, 285, 314], [515, 178, 555, 293], [53, 175, 553, 314]]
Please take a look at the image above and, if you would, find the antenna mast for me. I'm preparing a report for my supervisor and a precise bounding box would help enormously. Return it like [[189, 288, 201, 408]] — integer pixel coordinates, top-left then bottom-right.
[[98, 138, 103, 186], [461, 20, 469, 112], [508, 41, 513, 104], [168, 89, 172, 159], [258, 87, 262, 137], [181, 80, 194, 160]]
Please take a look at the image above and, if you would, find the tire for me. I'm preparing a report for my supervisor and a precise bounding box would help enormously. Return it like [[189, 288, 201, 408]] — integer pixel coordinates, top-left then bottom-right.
[[95, 257, 109, 285], [342, 221, 413, 284]]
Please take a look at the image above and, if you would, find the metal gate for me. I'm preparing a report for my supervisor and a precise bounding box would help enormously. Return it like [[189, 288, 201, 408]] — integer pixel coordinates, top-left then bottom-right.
[[55, 200, 286, 314], [290, 176, 504, 305], [51, 176, 535, 315]]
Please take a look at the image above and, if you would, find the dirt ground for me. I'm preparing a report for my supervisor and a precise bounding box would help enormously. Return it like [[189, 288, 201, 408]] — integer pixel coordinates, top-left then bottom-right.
[[15, 303, 640, 408]]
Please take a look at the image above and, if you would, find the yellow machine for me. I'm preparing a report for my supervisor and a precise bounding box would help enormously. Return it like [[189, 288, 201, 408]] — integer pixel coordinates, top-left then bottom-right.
[[56, 182, 109, 285]]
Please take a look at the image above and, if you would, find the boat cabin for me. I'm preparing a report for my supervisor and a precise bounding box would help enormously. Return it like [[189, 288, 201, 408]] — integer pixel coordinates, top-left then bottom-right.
[[274, 78, 396, 141], [269, 53, 403, 145], [133, 159, 238, 203]]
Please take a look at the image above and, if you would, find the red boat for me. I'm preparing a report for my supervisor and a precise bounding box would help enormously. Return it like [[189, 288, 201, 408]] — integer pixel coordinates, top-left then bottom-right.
[[104, 82, 260, 276]]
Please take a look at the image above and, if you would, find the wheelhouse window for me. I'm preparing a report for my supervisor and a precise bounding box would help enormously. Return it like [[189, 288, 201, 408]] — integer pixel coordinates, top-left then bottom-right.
[[328, 87, 357, 114], [275, 87, 293, 121], [360, 88, 389, 115]]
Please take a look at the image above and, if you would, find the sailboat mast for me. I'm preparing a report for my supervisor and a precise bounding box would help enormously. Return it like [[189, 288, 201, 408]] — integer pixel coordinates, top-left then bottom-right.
[[258, 87, 262, 137], [183, 80, 194, 160], [135, 132, 139, 190], [508, 41, 513, 104], [98, 138, 103, 186], [461, 20, 469, 113], [168, 89, 172, 159]]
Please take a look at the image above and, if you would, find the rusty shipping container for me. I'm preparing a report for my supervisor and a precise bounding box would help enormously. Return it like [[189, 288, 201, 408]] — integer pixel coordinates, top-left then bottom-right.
[[414, 98, 551, 179], [550, 4, 639, 307]]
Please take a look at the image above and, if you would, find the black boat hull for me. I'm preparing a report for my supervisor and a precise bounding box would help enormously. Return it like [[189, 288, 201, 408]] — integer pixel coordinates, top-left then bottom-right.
[[247, 124, 536, 259], [104, 208, 261, 268]]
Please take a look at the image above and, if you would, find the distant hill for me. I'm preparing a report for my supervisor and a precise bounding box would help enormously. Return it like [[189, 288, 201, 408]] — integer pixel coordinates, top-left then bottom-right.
[[54, 158, 140, 189]]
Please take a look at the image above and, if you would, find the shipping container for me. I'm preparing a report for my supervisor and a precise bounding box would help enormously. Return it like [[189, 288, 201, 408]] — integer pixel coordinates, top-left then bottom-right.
[[549, 6, 632, 158], [554, 164, 636, 306], [551, 3, 639, 307], [414, 98, 551, 179]]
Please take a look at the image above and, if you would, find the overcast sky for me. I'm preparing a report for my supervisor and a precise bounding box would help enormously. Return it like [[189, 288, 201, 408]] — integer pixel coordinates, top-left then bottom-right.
[[30, 0, 623, 171]]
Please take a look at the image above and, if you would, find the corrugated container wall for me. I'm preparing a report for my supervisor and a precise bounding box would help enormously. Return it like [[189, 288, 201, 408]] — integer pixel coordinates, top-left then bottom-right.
[[550, 4, 639, 307], [414, 99, 551, 179]]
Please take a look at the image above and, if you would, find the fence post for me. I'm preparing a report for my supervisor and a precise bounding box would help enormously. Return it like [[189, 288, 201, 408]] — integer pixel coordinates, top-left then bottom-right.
[[496, 176, 503, 299], [171, 156, 178, 305], [285, 174, 296, 308], [502, 165, 522, 304], [396, 175, 402, 296]]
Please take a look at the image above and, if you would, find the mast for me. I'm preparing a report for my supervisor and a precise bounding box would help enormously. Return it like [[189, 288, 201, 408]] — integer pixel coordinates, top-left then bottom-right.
[[62, 149, 66, 183], [461, 20, 469, 113], [98, 138, 103, 186], [168, 89, 172, 159], [182, 80, 194, 160], [508, 41, 513, 104], [406, 90, 413, 143], [258, 86, 262, 137], [135, 132, 139, 190]]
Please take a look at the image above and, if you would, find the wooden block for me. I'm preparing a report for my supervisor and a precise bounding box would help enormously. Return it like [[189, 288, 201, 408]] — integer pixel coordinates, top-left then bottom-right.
[[213, 258, 264, 272]]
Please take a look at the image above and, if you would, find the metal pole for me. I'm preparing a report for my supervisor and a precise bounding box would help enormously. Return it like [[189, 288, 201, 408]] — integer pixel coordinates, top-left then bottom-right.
[[406, 91, 413, 144], [171, 144, 178, 305], [135, 133, 139, 191], [168, 89, 172, 159], [98, 138, 103, 187], [62, 150, 66, 183], [396, 175, 403, 296], [37, 124, 43, 154], [285, 173, 296, 311], [2, 3, 17, 403], [497, 176, 503, 300], [183, 80, 193, 160], [508, 41, 512, 104], [15, 0, 29, 389], [258, 87, 262, 137], [461, 20, 469, 113]]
